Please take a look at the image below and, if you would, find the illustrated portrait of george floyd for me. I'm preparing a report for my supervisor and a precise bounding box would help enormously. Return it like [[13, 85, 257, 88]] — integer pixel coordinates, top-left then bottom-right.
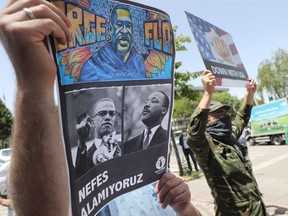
[[64, 87, 122, 180], [79, 3, 146, 82], [123, 84, 171, 155]]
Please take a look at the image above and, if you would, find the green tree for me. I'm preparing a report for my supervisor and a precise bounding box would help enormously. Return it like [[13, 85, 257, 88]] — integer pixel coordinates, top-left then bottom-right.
[[0, 99, 13, 148], [174, 97, 195, 119], [174, 26, 202, 101], [257, 48, 288, 100], [171, 27, 202, 176], [173, 26, 202, 118]]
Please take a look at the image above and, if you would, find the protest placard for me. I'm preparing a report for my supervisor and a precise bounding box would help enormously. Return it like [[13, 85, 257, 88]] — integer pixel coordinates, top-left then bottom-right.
[[186, 11, 249, 87], [49, 0, 175, 215]]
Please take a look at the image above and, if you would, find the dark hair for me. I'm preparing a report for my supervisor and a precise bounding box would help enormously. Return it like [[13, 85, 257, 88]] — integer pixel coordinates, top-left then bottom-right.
[[92, 98, 115, 115], [157, 91, 170, 110], [110, 4, 131, 25]]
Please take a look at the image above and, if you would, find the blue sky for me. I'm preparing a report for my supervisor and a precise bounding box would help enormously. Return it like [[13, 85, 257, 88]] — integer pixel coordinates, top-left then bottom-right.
[[1, 0, 287, 112]]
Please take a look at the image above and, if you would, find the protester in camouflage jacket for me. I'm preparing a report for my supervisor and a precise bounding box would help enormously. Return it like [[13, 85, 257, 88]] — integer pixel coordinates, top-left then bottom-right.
[[187, 70, 268, 216]]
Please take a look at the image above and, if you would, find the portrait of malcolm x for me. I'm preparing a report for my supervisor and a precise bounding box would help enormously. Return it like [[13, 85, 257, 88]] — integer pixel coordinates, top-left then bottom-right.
[[65, 87, 122, 179]]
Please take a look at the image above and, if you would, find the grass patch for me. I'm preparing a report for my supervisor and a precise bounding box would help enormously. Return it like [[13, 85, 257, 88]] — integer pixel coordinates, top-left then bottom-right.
[[183, 171, 202, 182], [179, 156, 203, 181]]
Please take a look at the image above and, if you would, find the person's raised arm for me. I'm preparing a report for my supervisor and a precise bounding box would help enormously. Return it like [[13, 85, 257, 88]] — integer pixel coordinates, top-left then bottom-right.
[[155, 173, 202, 216], [0, 0, 71, 215], [244, 77, 257, 106], [198, 70, 216, 110]]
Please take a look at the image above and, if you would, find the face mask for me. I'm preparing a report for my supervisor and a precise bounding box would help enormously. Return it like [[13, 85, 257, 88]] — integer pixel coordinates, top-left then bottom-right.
[[206, 115, 247, 157], [206, 115, 232, 139]]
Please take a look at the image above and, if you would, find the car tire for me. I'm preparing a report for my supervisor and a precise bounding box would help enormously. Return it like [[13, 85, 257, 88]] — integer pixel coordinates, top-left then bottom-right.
[[271, 135, 282, 145]]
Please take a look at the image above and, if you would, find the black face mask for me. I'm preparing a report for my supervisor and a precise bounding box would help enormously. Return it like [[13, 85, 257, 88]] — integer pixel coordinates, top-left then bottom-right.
[[206, 115, 247, 157], [206, 115, 232, 140]]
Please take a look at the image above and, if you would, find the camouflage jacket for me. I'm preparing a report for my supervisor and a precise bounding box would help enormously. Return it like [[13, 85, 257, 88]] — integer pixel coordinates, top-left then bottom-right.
[[187, 104, 268, 216]]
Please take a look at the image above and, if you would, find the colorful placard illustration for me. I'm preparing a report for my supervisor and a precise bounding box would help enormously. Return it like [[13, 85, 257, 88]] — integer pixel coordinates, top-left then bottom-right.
[[52, 0, 174, 84], [185, 11, 249, 87], [48, 0, 175, 215]]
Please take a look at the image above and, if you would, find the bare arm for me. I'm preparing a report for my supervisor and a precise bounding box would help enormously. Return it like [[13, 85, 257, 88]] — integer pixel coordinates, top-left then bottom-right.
[[244, 77, 257, 106], [11, 85, 70, 216], [198, 70, 216, 110], [0, 0, 71, 215]]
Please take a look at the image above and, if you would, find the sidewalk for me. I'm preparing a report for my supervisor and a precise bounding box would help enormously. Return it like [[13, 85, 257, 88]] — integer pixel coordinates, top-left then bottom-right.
[[0, 176, 287, 216], [169, 144, 288, 216], [187, 175, 215, 216], [184, 173, 288, 216]]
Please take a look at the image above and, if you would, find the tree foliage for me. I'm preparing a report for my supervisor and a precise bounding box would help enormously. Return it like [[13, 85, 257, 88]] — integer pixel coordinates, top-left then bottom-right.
[[174, 26, 191, 53], [257, 48, 288, 100], [174, 97, 197, 119], [0, 99, 13, 146], [173, 26, 202, 101], [172, 26, 202, 176], [211, 92, 239, 118]]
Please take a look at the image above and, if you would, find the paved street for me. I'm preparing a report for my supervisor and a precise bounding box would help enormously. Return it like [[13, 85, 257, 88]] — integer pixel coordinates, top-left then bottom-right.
[[1, 144, 288, 215], [170, 144, 288, 216]]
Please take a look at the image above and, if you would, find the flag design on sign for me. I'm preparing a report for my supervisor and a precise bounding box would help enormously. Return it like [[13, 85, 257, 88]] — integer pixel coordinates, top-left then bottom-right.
[[185, 11, 245, 70]]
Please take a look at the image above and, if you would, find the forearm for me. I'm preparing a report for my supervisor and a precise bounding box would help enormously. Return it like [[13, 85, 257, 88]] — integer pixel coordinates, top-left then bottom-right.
[[244, 77, 257, 106], [198, 91, 213, 110], [232, 103, 253, 139], [9, 89, 69, 216], [236, 103, 253, 123], [176, 203, 202, 216], [243, 92, 254, 106]]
